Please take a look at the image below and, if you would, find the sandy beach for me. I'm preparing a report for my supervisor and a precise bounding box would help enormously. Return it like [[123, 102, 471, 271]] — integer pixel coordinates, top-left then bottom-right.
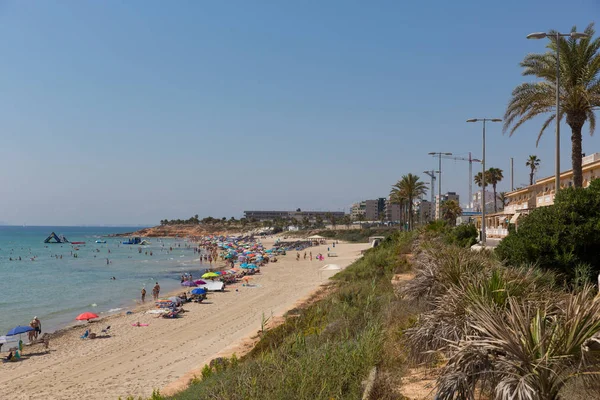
[[0, 238, 369, 400]]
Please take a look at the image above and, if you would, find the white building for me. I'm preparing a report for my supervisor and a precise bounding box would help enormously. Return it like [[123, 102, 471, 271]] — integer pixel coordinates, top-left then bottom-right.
[[469, 190, 496, 213]]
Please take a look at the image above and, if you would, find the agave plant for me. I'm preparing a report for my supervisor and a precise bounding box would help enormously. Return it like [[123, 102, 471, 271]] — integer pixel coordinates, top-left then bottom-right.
[[437, 286, 600, 400]]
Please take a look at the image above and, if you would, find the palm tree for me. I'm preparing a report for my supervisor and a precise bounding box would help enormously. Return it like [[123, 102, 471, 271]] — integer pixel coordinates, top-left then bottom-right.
[[526, 155, 541, 186], [497, 191, 508, 211], [390, 174, 428, 230], [473, 171, 488, 188], [342, 215, 352, 229], [357, 213, 365, 229], [441, 199, 462, 223], [504, 23, 600, 188], [487, 168, 504, 212], [475, 169, 503, 212]]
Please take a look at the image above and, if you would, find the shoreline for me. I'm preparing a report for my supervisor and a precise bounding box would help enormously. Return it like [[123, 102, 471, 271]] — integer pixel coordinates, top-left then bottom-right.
[[0, 238, 369, 400]]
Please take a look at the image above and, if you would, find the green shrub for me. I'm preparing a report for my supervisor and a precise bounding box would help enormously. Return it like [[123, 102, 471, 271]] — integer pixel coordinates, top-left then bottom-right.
[[496, 179, 600, 279], [447, 223, 478, 247]]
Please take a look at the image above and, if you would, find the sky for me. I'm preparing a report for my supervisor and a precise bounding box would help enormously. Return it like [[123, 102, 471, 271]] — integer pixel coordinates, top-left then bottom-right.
[[0, 0, 598, 225]]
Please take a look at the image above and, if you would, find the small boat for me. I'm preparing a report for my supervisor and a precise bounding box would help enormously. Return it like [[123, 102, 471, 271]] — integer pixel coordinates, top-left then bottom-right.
[[71, 241, 86, 245], [95, 240, 107, 244]]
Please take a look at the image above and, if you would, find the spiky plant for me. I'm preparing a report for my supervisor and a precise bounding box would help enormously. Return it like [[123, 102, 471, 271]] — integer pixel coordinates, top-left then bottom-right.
[[504, 23, 600, 188], [437, 286, 600, 400]]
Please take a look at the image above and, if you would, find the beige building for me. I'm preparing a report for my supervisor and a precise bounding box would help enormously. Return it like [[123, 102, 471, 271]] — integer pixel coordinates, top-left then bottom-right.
[[483, 152, 600, 238]]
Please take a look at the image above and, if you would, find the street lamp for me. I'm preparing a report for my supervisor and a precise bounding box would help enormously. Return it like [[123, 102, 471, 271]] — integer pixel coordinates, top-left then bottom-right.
[[467, 118, 502, 246], [428, 152, 452, 220], [527, 30, 590, 192]]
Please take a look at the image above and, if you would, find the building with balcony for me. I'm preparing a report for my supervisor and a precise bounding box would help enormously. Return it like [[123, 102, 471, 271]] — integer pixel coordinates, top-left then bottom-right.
[[351, 198, 387, 221], [385, 198, 402, 222], [480, 152, 600, 239]]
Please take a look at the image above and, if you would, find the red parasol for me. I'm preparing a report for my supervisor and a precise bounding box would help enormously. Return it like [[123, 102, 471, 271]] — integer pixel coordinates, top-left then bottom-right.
[[76, 312, 99, 321]]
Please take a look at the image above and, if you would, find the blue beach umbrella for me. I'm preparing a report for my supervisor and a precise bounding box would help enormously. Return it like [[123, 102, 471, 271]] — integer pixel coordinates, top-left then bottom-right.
[[7, 326, 33, 336], [191, 288, 207, 295]]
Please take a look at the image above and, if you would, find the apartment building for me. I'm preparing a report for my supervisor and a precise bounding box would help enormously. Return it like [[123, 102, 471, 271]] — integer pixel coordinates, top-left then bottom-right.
[[351, 198, 386, 221], [483, 152, 600, 238]]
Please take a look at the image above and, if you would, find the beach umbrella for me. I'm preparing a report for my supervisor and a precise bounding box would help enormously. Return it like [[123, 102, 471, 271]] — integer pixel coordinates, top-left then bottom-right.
[[75, 312, 99, 321], [194, 279, 207, 285], [6, 326, 34, 336], [181, 281, 197, 287], [202, 272, 219, 279], [191, 288, 207, 295]]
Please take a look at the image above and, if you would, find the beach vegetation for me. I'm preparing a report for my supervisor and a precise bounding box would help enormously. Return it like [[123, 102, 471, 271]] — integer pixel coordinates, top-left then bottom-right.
[[403, 232, 600, 399], [446, 223, 478, 247], [503, 23, 600, 188], [496, 178, 600, 280]]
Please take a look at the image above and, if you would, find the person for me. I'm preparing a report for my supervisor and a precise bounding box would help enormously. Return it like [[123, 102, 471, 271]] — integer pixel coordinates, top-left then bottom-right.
[[310, 251, 313, 261], [5, 351, 13, 361], [296, 253, 300, 261], [31, 316, 41, 339], [304, 252, 307, 260], [152, 282, 160, 300], [141, 287, 146, 303]]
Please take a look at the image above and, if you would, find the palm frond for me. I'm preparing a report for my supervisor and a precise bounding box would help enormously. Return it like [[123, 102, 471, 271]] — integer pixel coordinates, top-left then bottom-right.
[[537, 114, 557, 146]]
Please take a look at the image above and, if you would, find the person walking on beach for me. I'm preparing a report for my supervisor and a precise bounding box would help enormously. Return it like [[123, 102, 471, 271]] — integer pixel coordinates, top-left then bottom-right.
[[296, 253, 300, 261], [152, 282, 160, 300], [30, 317, 41, 340], [141, 287, 146, 303]]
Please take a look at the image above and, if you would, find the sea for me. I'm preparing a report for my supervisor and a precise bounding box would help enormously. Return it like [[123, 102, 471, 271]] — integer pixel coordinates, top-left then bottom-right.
[[0, 226, 208, 335]]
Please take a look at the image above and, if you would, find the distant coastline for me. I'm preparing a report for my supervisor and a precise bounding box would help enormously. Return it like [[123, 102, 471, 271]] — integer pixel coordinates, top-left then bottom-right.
[[114, 223, 241, 238]]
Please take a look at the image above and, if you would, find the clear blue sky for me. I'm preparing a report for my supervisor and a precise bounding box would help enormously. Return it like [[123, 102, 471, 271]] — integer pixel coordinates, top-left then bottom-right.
[[0, 0, 597, 225]]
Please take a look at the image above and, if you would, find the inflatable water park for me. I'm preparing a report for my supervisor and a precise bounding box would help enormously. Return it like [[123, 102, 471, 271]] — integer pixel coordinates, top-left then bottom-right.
[[44, 232, 69, 244], [122, 237, 150, 245]]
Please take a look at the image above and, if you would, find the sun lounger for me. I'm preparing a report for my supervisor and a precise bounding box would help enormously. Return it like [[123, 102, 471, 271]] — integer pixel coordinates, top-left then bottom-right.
[[80, 330, 89, 339], [101, 326, 111, 335]]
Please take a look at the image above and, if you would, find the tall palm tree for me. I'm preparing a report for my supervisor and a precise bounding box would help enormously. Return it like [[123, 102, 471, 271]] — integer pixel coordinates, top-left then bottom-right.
[[441, 199, 462, 224], [473, 171, 489, 188], [504, 23, 600, 188], [487, 168, 504, 212], [526, 155, 541, 186], [391, 174, 428, 230]]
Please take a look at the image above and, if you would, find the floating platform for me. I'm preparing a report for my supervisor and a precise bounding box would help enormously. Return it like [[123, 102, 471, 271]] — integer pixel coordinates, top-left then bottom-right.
[[44, 232, 69, 244]]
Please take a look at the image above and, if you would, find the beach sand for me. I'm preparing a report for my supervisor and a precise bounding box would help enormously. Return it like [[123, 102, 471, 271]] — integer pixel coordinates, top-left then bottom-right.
[[0, 238, 369, 400]]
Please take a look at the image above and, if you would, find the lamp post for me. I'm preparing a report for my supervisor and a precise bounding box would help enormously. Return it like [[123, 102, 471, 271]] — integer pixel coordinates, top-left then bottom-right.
[[526, 30, 589, 192], [467, 118, 502, 246], [428, 152, 452, 220]]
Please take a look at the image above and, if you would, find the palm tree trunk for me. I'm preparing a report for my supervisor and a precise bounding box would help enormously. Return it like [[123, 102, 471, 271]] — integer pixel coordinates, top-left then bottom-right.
[[530, 170, 534, 186], [567, 113, 586, 188], [408, 201, 413, 231], [493, 184, 497, 213]]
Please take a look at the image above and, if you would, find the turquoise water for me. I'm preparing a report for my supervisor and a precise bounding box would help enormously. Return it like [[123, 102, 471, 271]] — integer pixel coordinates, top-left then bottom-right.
[[0, 226, 207, 335]]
